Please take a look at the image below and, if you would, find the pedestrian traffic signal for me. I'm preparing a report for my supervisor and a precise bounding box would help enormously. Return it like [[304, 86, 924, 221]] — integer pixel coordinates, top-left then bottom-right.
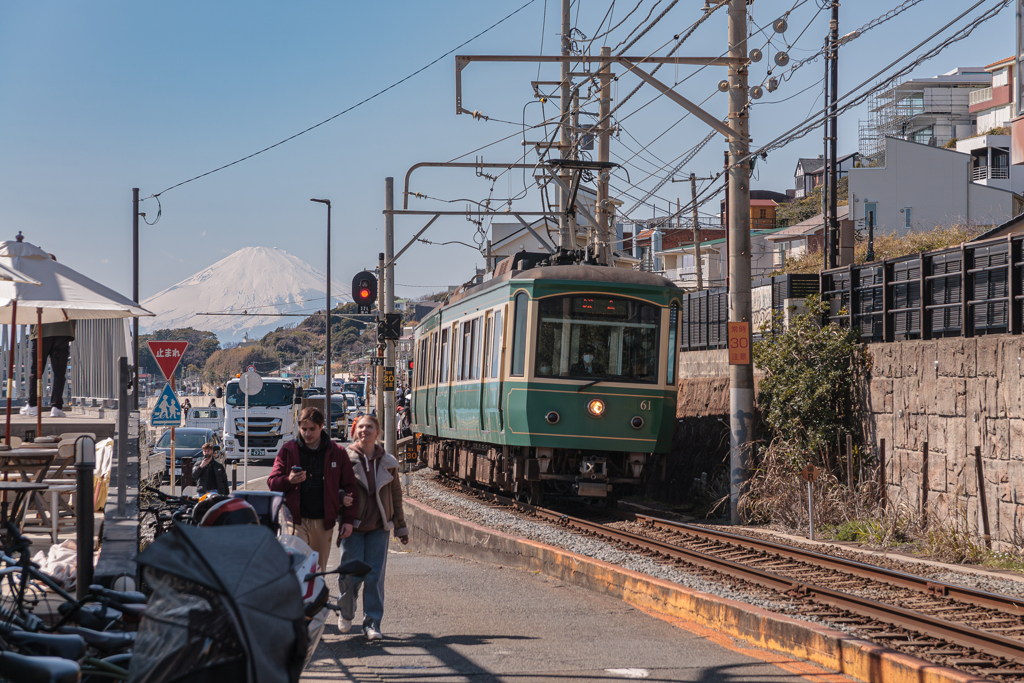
[[352, 271, 377, 313]]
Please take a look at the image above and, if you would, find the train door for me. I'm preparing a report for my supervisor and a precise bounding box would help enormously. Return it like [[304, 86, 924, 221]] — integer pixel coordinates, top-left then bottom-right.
[[447, 322, 459, 430]]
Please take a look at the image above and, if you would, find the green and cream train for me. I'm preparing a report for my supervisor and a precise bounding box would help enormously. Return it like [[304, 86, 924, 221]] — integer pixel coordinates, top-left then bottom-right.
[[411, 262, 681, 503]]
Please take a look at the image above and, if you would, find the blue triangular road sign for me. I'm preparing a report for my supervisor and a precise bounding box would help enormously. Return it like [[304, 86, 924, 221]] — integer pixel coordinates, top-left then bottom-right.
[[150, 384, 182, 426]]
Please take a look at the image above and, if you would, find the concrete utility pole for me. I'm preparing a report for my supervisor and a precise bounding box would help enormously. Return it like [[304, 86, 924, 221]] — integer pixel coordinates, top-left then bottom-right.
[[384, 178, 397, 458], [376, 251, 385, 425], [597, 46, 613, 265], [132, 189, 140, 411], [557, 0, 574, 251], [727, 0, 753, 525], [828, 0, 840, 269], [822, 37, 830, 272], [689, 174, 704, 291]]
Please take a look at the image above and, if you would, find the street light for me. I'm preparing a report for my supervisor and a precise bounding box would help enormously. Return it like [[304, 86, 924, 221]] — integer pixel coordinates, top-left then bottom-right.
[[310, 198, 332, 418]]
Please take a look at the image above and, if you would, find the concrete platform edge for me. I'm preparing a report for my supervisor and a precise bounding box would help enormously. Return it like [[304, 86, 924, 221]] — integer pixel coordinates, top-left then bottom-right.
[[405, 498, 987, 683]]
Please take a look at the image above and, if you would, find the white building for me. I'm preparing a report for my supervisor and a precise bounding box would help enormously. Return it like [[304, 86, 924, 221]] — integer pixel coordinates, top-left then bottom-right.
[[969, 57, 1015, 133], [656, 228, 782, 290], [955, 134, 1024, 194], [847, 136, 1018, 236], [488, 188, 639, 270]]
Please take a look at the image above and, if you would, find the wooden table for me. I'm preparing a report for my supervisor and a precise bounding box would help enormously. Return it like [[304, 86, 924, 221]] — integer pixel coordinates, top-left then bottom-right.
[[0, 481, 48, 530], [0, 450, 58, 530]]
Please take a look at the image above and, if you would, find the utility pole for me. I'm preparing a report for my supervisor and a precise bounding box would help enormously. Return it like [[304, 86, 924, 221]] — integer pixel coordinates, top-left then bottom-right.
[[376, 252, 385, 424], [132, 188, 139, 411], [822, 38, 830, 272], [723, 151, 730, 286], [597, 46, 613, 265], [689, 174, 704, 291], [557, 0, 574, 252], [384, 178, 397, 458], [828, 0, 840, 269], [727, 0, 753, 526]]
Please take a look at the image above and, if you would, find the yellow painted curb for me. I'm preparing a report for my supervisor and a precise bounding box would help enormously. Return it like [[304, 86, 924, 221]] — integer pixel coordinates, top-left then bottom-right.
[[406, 498, 988, 683]]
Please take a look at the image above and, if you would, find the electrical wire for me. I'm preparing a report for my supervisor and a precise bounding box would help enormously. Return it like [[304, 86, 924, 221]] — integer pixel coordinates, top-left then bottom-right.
[[143, 0, 539, 201]]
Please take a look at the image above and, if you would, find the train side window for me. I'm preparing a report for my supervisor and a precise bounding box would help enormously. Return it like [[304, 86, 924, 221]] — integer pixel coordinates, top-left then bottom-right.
[[491, 309, 503, 378], [666, 303, 678, 385], [450, 324, 460, 382], [511, 293, 528, 376], [459, 321, 471, 380], [471, 317, 482, 379], [439, 329, 449, 383], [481, 314, 492, 380]]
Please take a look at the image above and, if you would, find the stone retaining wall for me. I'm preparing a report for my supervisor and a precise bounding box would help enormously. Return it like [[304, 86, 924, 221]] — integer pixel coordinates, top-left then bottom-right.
[[862, 336, 1024, 549]]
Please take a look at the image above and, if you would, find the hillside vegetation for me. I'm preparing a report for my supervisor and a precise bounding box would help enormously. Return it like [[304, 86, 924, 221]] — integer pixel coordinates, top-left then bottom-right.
[[781, 222, 987, 275]]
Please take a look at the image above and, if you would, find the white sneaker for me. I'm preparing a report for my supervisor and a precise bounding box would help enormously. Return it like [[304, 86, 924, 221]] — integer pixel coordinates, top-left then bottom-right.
[[337, 615, 352, 633], [49, 407, 66, 418], [21, 406, 37, 417], [363, 623, 382, 641]]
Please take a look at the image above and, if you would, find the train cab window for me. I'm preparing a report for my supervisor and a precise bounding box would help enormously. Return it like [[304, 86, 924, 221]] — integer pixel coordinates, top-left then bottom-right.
[[511, 293, 528, 376], [490, 310, 503, 378], [667, 302, 678, 385], [534, 295, 659, 383]]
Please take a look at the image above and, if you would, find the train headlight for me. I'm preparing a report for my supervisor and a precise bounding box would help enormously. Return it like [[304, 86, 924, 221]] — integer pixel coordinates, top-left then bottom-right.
[[586, 399, 605, 417], [545, 411, 560, 425], [630, 416, 644, 429]]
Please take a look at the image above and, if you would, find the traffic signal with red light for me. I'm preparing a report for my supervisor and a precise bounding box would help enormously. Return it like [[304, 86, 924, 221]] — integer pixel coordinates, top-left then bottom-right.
[[351, 271, 377, 313]]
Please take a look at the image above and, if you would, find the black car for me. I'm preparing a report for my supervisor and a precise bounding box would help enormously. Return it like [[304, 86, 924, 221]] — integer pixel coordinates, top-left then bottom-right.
[[155, 427, 221, 480], [328, 395, 357, 440]]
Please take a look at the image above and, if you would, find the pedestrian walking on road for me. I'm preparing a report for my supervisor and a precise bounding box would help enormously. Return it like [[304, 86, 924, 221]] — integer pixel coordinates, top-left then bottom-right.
[[268, 407, 358, 581], [192, 442, 229, 495], [336, 415, 409, 641]]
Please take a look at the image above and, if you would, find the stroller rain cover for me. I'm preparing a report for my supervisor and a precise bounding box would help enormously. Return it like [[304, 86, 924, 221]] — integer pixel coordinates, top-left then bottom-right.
[[130, 523, 308, 683]]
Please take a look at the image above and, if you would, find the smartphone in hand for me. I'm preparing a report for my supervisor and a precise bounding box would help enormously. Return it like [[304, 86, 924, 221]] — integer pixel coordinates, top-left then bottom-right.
[[291, 466, 303, 473]]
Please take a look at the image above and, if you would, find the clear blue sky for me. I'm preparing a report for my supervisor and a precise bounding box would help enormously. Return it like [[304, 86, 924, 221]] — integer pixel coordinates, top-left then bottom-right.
[[0, 0, 1013, 313]]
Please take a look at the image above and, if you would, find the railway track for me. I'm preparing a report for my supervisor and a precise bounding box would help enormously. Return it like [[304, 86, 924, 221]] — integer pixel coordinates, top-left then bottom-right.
[[436, 476, 1024, 681]]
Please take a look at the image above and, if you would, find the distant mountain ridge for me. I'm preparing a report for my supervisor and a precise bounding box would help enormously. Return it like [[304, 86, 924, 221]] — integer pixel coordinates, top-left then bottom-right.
[[140, 246, 349, 343]]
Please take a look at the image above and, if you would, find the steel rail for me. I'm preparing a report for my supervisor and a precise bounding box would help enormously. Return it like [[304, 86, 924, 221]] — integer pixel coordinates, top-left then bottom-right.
[[450, 483, 1024, 665], [632, 514, 1024, 618]]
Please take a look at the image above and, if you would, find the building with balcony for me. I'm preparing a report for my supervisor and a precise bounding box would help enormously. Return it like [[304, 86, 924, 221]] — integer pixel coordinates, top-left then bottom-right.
[[858, 67, 990, 165], [968, 56, 1015, 133], [656, 228, 783, 291], [955, 133, 1024, 194], [847, 136, 1017, 237]]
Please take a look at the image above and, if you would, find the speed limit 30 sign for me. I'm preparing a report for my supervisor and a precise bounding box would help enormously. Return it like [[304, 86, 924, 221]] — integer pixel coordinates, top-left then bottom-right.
[[728, 322, 751, 365]]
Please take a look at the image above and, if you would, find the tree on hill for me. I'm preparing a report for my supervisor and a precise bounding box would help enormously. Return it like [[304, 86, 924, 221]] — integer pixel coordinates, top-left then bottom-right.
[[139, 328, 220, 383], [204, 345, 279, 384]]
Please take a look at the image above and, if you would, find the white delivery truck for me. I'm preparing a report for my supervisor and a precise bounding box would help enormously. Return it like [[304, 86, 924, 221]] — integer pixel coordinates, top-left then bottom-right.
[[221, 376, 300, 462]]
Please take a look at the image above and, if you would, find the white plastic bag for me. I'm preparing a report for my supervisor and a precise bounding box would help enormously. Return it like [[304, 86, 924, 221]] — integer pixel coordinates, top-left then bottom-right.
[[31, 539, 78, 591]]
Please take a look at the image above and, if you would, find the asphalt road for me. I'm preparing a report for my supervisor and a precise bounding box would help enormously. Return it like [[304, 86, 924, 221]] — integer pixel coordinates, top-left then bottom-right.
[[302, 550, 854, 683]]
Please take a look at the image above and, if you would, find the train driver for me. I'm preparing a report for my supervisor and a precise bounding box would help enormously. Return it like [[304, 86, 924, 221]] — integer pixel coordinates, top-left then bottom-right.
[[570, 344, 605, 376]]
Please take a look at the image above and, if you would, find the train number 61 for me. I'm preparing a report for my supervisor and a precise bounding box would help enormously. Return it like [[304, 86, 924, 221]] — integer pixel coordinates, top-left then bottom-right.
[[639, 400, 651, 411]]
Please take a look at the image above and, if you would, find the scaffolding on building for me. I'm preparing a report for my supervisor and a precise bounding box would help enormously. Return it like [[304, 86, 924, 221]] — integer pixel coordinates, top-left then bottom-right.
[[859, 74, 984, 167]]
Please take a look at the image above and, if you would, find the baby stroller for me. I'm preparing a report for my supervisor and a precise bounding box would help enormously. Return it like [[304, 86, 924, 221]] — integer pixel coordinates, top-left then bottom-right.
[[129, 523, 308, 683]]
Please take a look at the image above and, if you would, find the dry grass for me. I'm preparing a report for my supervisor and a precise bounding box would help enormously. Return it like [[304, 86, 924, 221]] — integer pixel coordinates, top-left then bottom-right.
[[781, 223, 988, 275]]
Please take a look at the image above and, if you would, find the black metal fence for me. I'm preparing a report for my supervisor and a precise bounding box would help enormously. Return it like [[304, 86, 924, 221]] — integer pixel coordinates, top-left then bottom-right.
[[678, 274, 817, 351], [821, 234, 1018, 342]]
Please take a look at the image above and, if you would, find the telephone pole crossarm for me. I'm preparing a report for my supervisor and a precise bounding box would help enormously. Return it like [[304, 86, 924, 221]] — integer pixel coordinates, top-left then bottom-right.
[[617, 58, 742, 142], [456, 53, 746, 118]]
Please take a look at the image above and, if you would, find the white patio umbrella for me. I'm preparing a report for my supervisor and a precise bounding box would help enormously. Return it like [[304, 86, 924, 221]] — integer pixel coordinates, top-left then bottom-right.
[[0, 233, 154, 441]]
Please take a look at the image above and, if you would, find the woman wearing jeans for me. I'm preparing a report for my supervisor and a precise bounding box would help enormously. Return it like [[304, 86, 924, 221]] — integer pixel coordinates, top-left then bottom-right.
[[336, 415, 409, 641]]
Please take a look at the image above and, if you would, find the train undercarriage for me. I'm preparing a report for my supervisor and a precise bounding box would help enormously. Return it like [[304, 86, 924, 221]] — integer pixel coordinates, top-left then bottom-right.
[[420, 436, 651, 505]]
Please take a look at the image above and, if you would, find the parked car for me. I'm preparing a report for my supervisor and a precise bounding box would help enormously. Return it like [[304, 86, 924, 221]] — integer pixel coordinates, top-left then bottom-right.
[[155, 427, 221, 480]]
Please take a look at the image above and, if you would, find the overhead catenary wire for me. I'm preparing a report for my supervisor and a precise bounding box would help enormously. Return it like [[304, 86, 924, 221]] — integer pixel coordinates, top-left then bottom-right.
[[142, 0, 539, 201]]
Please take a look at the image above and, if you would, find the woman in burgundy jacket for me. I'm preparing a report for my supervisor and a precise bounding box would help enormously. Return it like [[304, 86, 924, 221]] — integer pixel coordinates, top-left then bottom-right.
[[268, 406, 358, 576]]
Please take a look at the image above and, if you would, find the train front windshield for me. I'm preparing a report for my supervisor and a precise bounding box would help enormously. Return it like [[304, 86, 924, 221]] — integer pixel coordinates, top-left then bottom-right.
[[534, 295, 660, 383]]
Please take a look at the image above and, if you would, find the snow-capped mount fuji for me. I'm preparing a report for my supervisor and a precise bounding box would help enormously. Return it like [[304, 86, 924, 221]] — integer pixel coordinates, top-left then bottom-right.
[[140, 246, 350, 343]]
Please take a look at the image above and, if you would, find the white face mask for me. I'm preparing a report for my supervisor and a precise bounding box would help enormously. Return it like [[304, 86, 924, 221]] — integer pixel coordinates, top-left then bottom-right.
[[583, 354, 594, 364]]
